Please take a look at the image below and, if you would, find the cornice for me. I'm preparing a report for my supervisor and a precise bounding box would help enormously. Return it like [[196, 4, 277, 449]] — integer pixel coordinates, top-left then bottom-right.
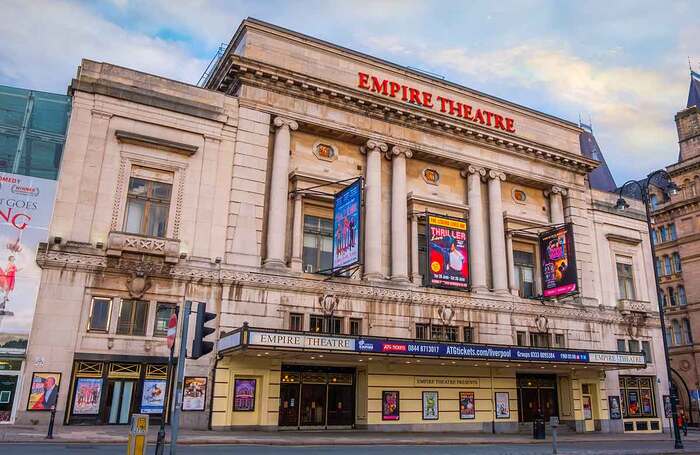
[[36, 249, 654, 326], [217, 55, 597, 176]]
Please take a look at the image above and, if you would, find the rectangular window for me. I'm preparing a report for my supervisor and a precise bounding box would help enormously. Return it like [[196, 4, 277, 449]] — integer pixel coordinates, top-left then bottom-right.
[[516, 331, 527, 347], [431, 325, 457, 342], [302, 214, 333, 273], [617, 339, 627, 352], [641, 341, 652, 363], [416, 323, 429, 340], [124, 175, 172, 238], [88, 297, 112, 332], [153, 303, 176, 337], [350, 318, 362, 336], [553, 334, 565, 348], [530, 333, 550, 348], [619, 376, 657, 418], [616, 262, 636, 300], [116, 300, 148, 336], [628, 339, 640, 353], [417, 219, 427, 281], [513, 246, 536, 299], [463, 327, 474, 343], [290, 313, 303, 332], [309, 315, 341, 334]]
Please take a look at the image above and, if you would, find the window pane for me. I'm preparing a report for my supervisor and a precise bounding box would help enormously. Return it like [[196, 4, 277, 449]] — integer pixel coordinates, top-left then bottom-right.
[[146, 202, 169, 237], [151, 182, 172, 201], [290, 314, 303, 331], [310, 316, 323, 333], [617, 339, 627, 352], [628, 340, 640, 353], [124, 199, 145, 234], [463, 327, 473, 343], [128, 178, 148, 196], [89, 298, 111, 332], [116, 300, 134, 335], [350, 319, 361, 336], [153, 303, 176, 337], [304, 215, 319, 232], [642, 341, 652, 363], [132, 301, 148, 336]]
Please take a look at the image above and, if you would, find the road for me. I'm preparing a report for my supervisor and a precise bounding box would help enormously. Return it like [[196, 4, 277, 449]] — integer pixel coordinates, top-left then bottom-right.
[[2, 441, 700, 454]]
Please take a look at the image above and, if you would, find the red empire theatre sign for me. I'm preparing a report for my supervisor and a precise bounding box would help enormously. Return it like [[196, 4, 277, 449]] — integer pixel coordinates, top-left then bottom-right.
[[357, 72, 516, 133]]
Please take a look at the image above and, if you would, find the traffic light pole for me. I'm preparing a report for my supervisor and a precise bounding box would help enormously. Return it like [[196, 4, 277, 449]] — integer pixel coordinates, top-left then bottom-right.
[[169, 300, 191, 455]]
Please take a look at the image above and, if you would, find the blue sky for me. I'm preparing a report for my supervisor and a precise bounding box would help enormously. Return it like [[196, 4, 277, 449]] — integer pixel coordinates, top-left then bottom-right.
[[1, 0, 698, 183]]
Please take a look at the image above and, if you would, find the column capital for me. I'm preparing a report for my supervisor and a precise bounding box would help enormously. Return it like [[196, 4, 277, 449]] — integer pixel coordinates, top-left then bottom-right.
[[385, 145, 413, 160], [273, 116, 299, 131], [544, 186, 568, 197], [460, 165, 486, 178], [360, 139, 388, 155], [487, 170, 506, 181]]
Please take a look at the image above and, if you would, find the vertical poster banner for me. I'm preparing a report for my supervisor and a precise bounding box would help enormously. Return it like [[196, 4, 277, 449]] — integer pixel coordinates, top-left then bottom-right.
[[0, 172, 57, 349], [382, 390, 400, 421], [332, 179, 361, 270], [140, 379, 166, 414], [583, 396, 593, 420], [608, 395, 622, 420], [540, 223, 578, 298], [182, 376, 207, 411], [26, 372, 60, 411], [495, 392, 510, 419], [72, 378, 102, 415], [663, 395, 672, 418], [460, 391, 475, 419], [627, 390, 640, 416], [426, 214, 469, 289], [233, 378, 256, 411], [422, 391, 439, 420]]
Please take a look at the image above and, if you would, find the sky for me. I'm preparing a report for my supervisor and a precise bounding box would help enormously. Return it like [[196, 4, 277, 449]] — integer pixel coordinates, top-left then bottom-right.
[[1, 0, 698, 184]]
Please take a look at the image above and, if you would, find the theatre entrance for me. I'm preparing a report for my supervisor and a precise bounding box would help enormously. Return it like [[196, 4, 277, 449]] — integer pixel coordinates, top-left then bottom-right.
[[517, 374, 559, 422], [278, 365, 355, 429]]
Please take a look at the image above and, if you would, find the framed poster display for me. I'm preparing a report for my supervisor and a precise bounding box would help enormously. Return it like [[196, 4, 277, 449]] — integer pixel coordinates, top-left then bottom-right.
[[140, 379, 167, 414], [663, 395, 672, 418], [459, 391, 475, 420], [233, 378, 256, 411], [539, 223, 578, 298], [332, 179, 362, 270], [382, 390, 400, 421], [608, 395, 622, 420], [583, 395, 593, 420], [425, 214, 469, 290], [627, 390, 640, 416], [495, 392, 510, 419], [422, 391, 439, 420], [72, 377, 102, 415], [182, 376, 207, 411], [26, 372, 61, 411]]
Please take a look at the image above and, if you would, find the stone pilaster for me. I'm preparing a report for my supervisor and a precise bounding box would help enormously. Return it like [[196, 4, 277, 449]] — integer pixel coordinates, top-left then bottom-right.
[[545, 186, 568, 225], [488, 170, 508, 293], [263, 116, 298, 269], [290, 193, 303, 272], [386, 145, 412, 282], [411, 214, 421, 284], [462, 165, 488, 292], [361, 139, 388, 280]]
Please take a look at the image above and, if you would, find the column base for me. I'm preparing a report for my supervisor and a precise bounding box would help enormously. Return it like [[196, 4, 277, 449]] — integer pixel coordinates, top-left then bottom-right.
[[411, 274, 423, 285], [363, 272, 384, 281], [390, 275, 410, 283], [290, 258, 302, 272], [491, 288, 510, 295], [470, 285, 489, 294], [263, 258, 287, 270]]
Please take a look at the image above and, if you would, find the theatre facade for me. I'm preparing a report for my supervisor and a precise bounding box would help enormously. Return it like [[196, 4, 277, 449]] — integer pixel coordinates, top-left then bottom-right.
[[18, 19, 669, 434]]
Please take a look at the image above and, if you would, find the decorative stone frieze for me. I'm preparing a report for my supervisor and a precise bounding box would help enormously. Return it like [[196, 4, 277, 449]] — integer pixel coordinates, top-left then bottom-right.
[[105, 231, 180, 264]]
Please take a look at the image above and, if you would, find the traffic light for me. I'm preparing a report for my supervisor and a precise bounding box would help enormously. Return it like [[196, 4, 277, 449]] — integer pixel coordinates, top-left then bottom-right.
[[191, 301, 216, 359]]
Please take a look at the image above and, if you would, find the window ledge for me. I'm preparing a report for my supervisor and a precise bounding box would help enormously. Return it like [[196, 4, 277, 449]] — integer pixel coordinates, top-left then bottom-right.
[[106, 231, 180, 263], [115, 130, 198, 156], [617, 299, 653, 314]]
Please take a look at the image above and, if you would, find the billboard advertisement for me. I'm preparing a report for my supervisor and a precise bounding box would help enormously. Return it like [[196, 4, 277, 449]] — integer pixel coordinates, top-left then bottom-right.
[[0, 172, 57, 349], [332, 179, 361, 270], [425, 214, 469, 289], [539, 223, 578, 298]]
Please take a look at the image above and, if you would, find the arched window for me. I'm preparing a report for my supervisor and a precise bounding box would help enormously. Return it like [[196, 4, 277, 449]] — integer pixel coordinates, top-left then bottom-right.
[[673, 252, 682, 273], [690, 179, 698, 198], [650, 193, 659, 209], [670, 224, 678, 240], [679, 286, 687, 306], [682, 318, 693, 344], [669, 288, 677, 306], [660, 226, 668, 242], [673, 319, 683, 345], [664, 256, 672, 275]]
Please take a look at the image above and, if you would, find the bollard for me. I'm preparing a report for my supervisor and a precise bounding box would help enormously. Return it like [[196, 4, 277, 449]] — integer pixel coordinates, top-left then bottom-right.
[[127, 414, 149, 455], [550, 416, 559, 454], [46, 405, 56, 439]]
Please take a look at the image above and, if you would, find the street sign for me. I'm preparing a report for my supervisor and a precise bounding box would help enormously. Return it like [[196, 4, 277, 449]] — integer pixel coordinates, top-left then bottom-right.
[[166, 313, 178, 350]]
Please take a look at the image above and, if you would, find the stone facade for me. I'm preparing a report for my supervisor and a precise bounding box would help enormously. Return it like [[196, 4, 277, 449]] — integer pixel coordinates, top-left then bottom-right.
[[16, 19, 668, 433]]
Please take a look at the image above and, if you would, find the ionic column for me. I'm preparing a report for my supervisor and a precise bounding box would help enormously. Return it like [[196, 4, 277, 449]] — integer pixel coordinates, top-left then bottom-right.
[[263, 116, 298, 269], [411, 214, 421, 284], [290, 193, 303, 272], [546, 186, 567, 225], [461, 165, 487, 292], [361, 140, 388, 280], [387, 145, 412, 282], [506, 232, 518, 295], [488, 170, 508, 293]]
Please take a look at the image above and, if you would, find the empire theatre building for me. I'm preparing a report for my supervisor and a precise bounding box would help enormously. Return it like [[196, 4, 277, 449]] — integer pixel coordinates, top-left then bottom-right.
[[20, 19, 670, 434]]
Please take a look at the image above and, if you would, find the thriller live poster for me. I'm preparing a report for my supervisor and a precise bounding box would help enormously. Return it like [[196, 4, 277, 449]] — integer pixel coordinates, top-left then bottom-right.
[[540, 223, 578, 298], [426, 214, 469, 289]]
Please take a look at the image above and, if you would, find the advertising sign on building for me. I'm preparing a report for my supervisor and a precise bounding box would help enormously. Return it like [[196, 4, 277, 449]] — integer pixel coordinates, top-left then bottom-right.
[[425, 214, 469, 289], [539, 223, 578, 298], [332, 179, 361, 271], [139, 379, 166, 414], [0, 172, 57, 349], [249, 331, 356, 351]]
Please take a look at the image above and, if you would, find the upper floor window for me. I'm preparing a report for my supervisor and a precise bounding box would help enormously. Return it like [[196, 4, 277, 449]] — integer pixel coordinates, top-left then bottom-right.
[[689, 180, 697, 198], [431, 325, 458, 342], [302, 214, 333, 273], [660, 226, 667, 242], [670, 224, 678, 240], [659, 290, 666, 307], [87, 297, 112, 332], [668, 288, 677, 306], [673, 253, 682, 273], [617, 339, 627, 352], [651, 230, 658, 245], [682, 318, 693, 344], [290, 313, 303, 332], [616, 262, 635, 300], [672, 319, 682, 345], [516, 331, 527, 347], [513, 246, 536, 299], [349, 318, 362, 336], [310, 315, 341, 334], [530, 333, 551, 348], [552, 334, 565, 348], [664, 256, 672, 275], [153, 303, 176, 337], [416, 323, 429, 340], [124, 176, 172, 238], [463, 327, 474, 343], [655, 258, 662, 277], [642, 340, 653, 363], [116, 299, 148, 336], [650, 194, 658, 209], [679, 286, 687, 306]]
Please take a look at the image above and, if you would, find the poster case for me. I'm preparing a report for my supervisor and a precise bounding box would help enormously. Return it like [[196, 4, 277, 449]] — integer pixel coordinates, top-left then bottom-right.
[[424, 213, 469, 290], [331, 178, 362, 273], [539, 223, 579, 299]]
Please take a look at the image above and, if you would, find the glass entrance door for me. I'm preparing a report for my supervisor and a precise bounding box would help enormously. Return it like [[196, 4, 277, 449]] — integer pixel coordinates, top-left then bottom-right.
[[105, 380, 135, 424], [327, 384, 353, 426], [517, 375, 559, 422], [0, 375, 18, 423], [300, 383, 326, 427], [279, 383, 300, 427]]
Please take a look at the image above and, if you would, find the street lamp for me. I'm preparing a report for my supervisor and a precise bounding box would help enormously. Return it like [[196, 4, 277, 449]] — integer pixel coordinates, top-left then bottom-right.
[[616, 169, 682, 449]]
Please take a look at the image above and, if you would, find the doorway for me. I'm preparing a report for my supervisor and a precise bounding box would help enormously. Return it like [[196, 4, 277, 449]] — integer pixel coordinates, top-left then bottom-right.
[[581, 383, 596, 432], [517, 374, 559, 422], [0, 375, 18, 423], [105, 380, 136, 424]]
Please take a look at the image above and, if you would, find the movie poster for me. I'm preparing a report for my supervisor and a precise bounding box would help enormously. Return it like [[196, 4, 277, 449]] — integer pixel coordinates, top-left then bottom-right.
[[540, 223, 578, 298], [233, 378, 256, 411], [426, 214, 469, 289], [663, 395, 672, 418], [583, 395, 593, 420], [182, 376, 207, 411], [495, 392, 510, 419], [459, 391, 475, 420], [140, 379, 166, 414], [26, 372, 60, 411], [0, 172, 57, 349], [641, 390, 653, 414], [627, 390, 640, 416], [72, 378, 102, 415], [422, 391, 439, 420], [608, 395, 622, 420], [332, 179, 361, 270], [382, 390, 400, 421]]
